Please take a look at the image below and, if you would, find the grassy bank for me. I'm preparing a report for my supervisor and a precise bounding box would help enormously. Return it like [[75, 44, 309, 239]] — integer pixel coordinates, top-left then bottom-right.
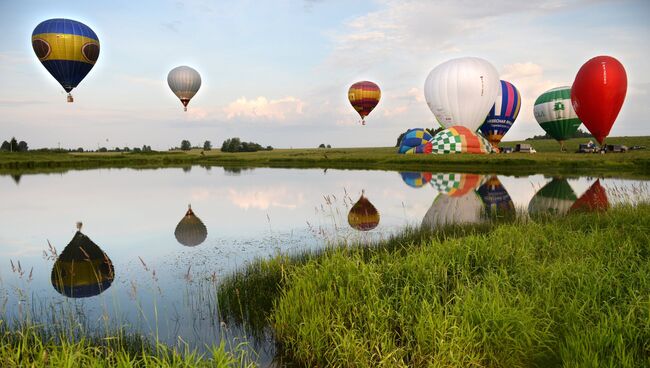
[[1, 136, 649, 177], [217, 205, 650, 367], [0, 324, 254, 367]]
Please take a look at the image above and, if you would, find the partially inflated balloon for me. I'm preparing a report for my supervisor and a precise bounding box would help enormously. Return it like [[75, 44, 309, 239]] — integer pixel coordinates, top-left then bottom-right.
[[32, 19, 100, 102], [398, 128, 433, 153], [168, 66, 202, 111], [424, 57, 500, 131], [479, 80, 521, 148], [571, 56, 627, 144], [430, 126, 493, 154], [534, 87, 581, 150], [348, 81, 381, 125]]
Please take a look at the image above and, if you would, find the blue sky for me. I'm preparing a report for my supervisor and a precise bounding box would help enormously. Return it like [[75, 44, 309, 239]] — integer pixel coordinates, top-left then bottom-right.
[[1, 0, 648, 149]]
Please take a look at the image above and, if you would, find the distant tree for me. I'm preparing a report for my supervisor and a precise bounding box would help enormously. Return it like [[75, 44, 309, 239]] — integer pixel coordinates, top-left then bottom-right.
[[10, 138, 18, 152], [318, 143, 326, 148], [132, 147, 141, 152], [203, 140, 212, 151], [0, 141, 9, 151], [18, 141, 28, 152], [180, 140, 192, 151], [142, 145, 152, 152], [326, 144, 331, 149], [98, 147, 108, 152], [76, 147, 84, 152], [114, 147, 121, 152], [266, 146, 273, 151]]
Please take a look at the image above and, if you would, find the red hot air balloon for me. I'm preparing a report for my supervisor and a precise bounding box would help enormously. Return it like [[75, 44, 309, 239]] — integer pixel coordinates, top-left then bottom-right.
[[571, 56, 627, 144]]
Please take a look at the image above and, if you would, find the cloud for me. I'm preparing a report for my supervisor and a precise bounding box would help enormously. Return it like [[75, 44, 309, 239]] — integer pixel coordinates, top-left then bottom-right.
[[223, 96, 305, 121]]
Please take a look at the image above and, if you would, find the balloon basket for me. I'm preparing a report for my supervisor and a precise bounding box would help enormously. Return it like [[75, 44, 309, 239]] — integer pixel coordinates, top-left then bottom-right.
[[67, 94, 74, 103]]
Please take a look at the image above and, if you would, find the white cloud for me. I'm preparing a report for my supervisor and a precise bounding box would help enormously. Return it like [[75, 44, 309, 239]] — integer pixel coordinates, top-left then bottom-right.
[[223, 96, 305, 121]]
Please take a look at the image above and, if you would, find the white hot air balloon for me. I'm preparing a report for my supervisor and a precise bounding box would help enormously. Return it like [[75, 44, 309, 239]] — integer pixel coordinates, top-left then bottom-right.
[[424, 57, 500, 131], [167, 66, 201, 111]]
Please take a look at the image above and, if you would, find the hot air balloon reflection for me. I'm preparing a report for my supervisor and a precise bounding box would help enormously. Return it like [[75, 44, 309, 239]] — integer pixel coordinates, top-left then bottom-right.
[[533, 87, 582, 151], [51, 223, 114, 298], [348, 81, 381, 125], [422, 190, 485, 230], [570, 179, 609, 213], [32, 19, 100, 102], [430, 173, 484, 197], [174, 205, 208, 247], [400, 172, 433, 189], [348, 191, 380, 231], [528, 178, 577, 217], [477, 176, 515, 219], [168, 66, 202, 111]]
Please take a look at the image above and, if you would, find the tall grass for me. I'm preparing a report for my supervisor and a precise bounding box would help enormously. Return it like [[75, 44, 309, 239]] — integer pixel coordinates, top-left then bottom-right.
[[269, 204, 650, 367], [0, 323, 254, 367]]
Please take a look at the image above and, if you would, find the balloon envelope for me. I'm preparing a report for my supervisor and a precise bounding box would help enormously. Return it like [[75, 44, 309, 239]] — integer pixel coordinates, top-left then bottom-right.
[[168, 66, 202, 111], [430, 126, 493, 154], [479, 80, 521, 147], [348, 81, 381, 124], [424, 57, 500, 131], [571, 56, 627, 144], [51, 231, 114, 298], [398, 128, 433, 153], [32, 19, 100, 96], [534, 87, 581, 143]]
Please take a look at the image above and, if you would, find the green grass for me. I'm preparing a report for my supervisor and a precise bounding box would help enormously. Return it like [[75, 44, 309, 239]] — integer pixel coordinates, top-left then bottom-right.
[[1, 136, 650, 178], [269, 204, 650, 367], [0, 323, 255, 367], [216, 205, 650, 367]]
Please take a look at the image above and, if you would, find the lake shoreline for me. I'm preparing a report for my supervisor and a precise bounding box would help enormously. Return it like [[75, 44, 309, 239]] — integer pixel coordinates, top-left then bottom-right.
[[2, 136, 650, 178]]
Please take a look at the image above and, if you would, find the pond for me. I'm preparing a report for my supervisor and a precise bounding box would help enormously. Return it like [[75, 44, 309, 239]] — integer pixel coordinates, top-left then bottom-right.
[[1, 167, 648, 366]]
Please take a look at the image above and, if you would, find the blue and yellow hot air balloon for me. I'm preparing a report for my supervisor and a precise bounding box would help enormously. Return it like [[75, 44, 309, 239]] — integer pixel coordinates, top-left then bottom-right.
[[32, 19, 100, 102]]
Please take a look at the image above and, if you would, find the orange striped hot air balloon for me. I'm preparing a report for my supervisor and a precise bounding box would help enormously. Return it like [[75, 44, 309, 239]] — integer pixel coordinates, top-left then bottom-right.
[[348, 81, 381, 125]]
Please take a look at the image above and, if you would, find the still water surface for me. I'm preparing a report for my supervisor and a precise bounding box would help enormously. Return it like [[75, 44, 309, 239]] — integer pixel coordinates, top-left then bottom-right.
[[1, 167, 647, 365]]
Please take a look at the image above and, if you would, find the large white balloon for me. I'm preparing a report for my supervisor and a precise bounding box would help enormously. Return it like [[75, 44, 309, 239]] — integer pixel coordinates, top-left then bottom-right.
[[167, 66, 202, 111], [424, 57, 500, 131]]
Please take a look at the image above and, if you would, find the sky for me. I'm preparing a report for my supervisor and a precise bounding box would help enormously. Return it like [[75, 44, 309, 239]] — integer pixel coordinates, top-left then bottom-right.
[[0, 0, 649, 150]]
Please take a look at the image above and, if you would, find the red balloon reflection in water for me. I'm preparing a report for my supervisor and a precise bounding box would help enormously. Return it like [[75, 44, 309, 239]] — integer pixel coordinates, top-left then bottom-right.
[[571, 56, 627, 144], [570, 179, 609, 213]]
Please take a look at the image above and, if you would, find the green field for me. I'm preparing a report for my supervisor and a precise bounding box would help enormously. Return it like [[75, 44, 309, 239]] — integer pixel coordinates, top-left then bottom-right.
[[218, 204, 650, 367], [1, 136, 650, 178]]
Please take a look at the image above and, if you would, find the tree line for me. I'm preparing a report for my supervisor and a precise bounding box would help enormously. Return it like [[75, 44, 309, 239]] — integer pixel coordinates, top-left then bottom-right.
[[0, 137, 28, 152]]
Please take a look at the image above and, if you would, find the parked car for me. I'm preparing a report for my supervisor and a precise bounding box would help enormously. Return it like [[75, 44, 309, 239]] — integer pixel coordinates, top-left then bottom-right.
[[500, 146, 514, 154], [515, 143, 536, 153], [606, 144, 628, 153], [577, 143, 597, 153]]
